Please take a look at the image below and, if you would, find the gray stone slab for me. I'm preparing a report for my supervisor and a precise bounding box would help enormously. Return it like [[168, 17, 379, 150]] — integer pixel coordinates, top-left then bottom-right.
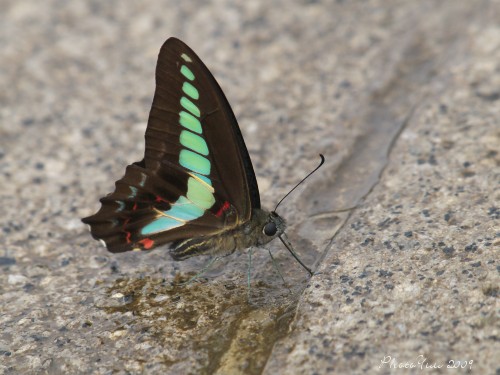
[[264, 2, 500, 374], [0, 1, 498, 374]]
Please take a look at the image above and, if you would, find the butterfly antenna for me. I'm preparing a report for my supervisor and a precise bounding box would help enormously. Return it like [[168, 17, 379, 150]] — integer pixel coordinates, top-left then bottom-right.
[[274, 154, 325, 212]]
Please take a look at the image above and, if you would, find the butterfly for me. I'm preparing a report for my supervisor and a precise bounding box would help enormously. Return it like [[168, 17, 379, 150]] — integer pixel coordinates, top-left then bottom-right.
[[82, 37, 317, 275]]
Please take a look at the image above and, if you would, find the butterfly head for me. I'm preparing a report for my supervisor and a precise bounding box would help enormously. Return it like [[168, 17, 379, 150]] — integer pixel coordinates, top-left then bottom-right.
[[262, 211, 285, 237], [249, 209, 286, 246], [252, 209, 312, 275]]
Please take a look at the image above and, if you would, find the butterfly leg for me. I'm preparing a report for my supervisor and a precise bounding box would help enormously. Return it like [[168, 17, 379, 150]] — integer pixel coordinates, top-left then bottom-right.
[[247, 248, 253, 302], [267, 249, 288, 288], [176, 256, 221, 286]]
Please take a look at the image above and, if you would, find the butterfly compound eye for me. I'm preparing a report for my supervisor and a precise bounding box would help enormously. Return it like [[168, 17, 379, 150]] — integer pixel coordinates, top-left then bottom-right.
[[263, 222, 277, 236]]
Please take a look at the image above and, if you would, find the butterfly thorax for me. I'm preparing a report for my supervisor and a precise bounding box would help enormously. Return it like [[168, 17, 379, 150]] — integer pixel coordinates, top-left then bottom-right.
[[170, 208, 286, 260]]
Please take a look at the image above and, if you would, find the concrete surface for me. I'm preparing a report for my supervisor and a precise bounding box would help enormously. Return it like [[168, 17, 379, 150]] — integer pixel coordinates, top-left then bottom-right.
[[0, 1, 498, 374]]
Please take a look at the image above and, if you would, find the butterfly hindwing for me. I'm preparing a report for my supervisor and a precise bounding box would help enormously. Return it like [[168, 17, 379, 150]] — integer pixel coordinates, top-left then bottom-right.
[[83, 162, 224, 252], [83, 38, 260, 253]]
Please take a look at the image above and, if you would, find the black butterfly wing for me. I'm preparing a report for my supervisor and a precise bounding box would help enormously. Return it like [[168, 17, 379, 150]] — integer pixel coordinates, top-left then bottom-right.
[[147, 37, 260, 213], [82, 37, 260, 253]]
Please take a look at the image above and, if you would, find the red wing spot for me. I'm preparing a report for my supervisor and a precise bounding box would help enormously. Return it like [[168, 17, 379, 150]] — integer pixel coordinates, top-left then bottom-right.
[[123, 219, 132, 243], [155, 196, 167, 203], [132, 203, 138, 211], [215, 201, 231, 217], [138, 238, 154, 250]]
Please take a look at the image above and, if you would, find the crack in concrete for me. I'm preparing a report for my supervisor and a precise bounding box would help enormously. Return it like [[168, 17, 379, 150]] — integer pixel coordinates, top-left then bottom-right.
[[260, 32, 451, 372]]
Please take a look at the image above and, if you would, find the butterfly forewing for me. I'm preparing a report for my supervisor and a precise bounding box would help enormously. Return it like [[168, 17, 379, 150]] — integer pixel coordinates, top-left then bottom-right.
[[148, 38, 260, 214], [83, 38, 260, 253]]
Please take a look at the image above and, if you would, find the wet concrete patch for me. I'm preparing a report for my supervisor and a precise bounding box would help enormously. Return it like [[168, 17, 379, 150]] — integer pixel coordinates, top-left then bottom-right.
[[94, 276, 303, 374]]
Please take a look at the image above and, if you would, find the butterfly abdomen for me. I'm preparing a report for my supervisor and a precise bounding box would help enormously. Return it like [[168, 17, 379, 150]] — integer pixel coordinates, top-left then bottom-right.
[[170, 208, 285, 260], [171, 235, 237, 260]]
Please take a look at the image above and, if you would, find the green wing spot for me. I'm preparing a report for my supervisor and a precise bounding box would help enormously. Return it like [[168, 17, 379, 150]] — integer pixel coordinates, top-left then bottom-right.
[[180, 65, 195, 81], [179, 111, 202, 134], [180, 149, 211, 175], [173, 196, 205, 217], [182, 82, 199, 100], [187, 177, 215, 209], [129, 186, 138, 198], [141, 217, 183, 235], [181, 53, 192, 62], [180, 97, 200, 117], [180, 130, 209, 156], [165, 203, 203, 221], [192, 172, 212, 186]]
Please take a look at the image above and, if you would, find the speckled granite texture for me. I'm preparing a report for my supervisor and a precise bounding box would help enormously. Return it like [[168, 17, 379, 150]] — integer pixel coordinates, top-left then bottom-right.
[[1, 1, 498, 374]]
